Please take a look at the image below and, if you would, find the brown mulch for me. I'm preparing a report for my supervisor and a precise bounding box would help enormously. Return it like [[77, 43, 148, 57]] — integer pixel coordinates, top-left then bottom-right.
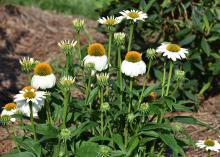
[[0, 5, 220, 157]]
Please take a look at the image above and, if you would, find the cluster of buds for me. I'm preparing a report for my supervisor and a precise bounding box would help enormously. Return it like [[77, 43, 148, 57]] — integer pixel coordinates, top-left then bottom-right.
[[60, 75, 75, 89], [19, 57, 39, 73], [58, 40, 77, 55], [59, 128, 72, 142], [72, 19, 84, 33], [100, 102, 110, 112], [175, 70, 185, 81], [139, 102, 149, 113], [146, 48, 157, 60], [98, 145, 111, 157], [96, 73, 109, 87], [114, 32, 125, 46]]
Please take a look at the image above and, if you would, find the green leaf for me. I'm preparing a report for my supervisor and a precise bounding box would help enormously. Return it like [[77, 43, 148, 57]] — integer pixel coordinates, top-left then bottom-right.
[[86, 87, 99, 105], [36, 124, 58, 140], [143, 84, 158, 98], [179, 34, 196, 46], [127, 136, 139, 156], [1, 152, 36, 157], [201, 37, 211, 56], [75, 141, 99, 157], [159, 134, 185, 157], [112, 134, 126, 152]]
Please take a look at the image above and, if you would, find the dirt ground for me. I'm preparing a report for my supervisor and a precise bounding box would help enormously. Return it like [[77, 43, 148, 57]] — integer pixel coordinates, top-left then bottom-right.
[[0, 5, 220, 157]]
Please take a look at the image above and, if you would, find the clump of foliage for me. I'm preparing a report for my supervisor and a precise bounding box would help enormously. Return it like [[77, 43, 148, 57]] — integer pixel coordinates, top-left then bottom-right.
[[0, 8, 216, 157]]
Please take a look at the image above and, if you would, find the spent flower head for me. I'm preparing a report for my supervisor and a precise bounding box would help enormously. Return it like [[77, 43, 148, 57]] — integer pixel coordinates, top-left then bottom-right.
[[175, 70, 185, 81], [96, 73, 109, 87], [60, 75, 75, 89], [98, 145, 111, 157], [100, 102, 110, 112], [146, 48, 157, 60], [19, 57, 39, 73], [59, 128, 72, 142], [114, 32, 126, 46], [72, 18, 84, 32], [58, 40, 77, 55]]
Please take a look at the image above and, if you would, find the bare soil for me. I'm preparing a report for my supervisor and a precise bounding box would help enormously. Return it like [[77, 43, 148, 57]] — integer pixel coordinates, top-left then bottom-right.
[[0, 5, 220, 157]]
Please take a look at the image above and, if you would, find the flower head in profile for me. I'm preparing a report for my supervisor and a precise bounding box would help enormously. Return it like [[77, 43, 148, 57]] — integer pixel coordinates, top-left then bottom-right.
[[83, 43, 108, 71], [60, 75, 75, 89], [121, 51, 146, 77], [19, 57, 39, 73], [31, 63, 56, 89], [114, 32, 126, 46], [98, 16, 122, 27], [72, 19, 84, 32], [175, 70, 185, 81], [120, 10, 148, 22], [196, 139, 220, 152], [1, 103, 18, 122], [156, 42, 189, 61], [14, 86, 46, 117], [146, 48, 157, 60], [58, 40, 77, 54]]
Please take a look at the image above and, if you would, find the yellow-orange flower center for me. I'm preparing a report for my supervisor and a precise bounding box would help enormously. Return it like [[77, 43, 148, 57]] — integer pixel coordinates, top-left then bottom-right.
[[166, 44, 181, 52], [34, 63, 52, 76], [4, 103, 16, 111], [128, 12, 140, 18], [149, 91, 157, 100], [88, 43, 105, 56], [204, 139, 215, 147], [105, 19, 117, 25], [22, 86, 36, 99], [125, 51, 142, 63]]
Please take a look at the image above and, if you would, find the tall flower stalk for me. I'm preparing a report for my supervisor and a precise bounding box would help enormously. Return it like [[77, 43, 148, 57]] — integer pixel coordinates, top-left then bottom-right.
[[29, 102, 37, 141], [127, 23, 134, 51], [161, 62, 167, 97], [165, 62, 174, 96]]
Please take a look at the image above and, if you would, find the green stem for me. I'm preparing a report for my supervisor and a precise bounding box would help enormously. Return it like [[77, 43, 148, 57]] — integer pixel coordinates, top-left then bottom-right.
[[165, 62, 174, 96], [100, 87, 104, 136], [62, 90, 69, 128], [138, 59, 152, 105], [77, 32, 81, 60], [29, 102, 37, 141], [108, 32, 113, 65], [86, 76, 92, 109], [171, 80, 181, 96], [12, 125, 21, 152], [127, 24, 134, 51], [208, 150, 211, 157], [161, 62, 167, 97], [117, 47, 123, 109], [128, 79, 133, 113], [124, 122, 128, 148], [45, 98, 53, 124], [65, 54, 70, 75]]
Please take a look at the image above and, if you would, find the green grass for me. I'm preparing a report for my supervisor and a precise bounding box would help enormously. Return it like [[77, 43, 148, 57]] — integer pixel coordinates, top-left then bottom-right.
[[0, 0, 112, 19]]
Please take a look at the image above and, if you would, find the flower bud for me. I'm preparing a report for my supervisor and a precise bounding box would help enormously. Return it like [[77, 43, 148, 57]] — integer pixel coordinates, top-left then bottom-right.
[[175, 70, 185, 81], [59, 128, 72, 142], [127, 113, 135, 123], [19, 57, 39, 73], [172, 122, 184, 132], [98, 145, 111, 157], [114, 32, 125, 46], [100, 102, 110, 112], [60, 75, 75, 89], [0, 115, 11, 125], [139, 102, 149, 113], [58, 40, 77, 55], [146, 48, 156, 60], [72, 19, 84, 32], [96, 73, 109, 87]]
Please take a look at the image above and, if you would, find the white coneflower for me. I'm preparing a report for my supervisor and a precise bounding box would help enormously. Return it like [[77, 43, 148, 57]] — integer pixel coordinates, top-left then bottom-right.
[[14, 86, 46, 117], [19, 57, 39, 73], [156, 42, 189, 61], [72, 19, 84, 32], [114, 32, 126, 46], [196, 139, 220, 152], [31, 63, 56, 90], [1, 103, 18, 122], [121, 51, 146, 77], [120, 10, 148, 22], [98, 16, 122, 26], [60, 75, 75, 89], [58, 40, 77, 54], [83, 43, 108, 71]]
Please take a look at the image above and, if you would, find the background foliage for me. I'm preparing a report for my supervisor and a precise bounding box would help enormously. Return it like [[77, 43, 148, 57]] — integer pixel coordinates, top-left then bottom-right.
[[98, 0, 220, 102]]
